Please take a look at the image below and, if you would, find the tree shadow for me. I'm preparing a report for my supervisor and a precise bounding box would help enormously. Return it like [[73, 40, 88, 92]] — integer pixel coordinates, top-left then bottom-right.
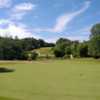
[[0, 96, 20, 100], [0, 67, 15, 73]]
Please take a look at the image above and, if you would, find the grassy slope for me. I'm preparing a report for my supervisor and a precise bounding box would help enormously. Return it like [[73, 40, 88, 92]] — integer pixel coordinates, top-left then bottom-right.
[[0, 59, 100, 100], [34, 47, 53, 56]]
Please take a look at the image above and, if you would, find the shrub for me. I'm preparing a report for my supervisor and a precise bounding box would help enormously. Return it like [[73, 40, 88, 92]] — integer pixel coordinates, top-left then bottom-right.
[[31, 51, 38, 60], [21, 51, 38, 60], [54, 48, 65, 58]]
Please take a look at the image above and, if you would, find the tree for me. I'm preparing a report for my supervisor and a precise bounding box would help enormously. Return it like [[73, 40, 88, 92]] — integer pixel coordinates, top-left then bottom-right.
[[22, 51, 38, 60], [78, 42, 88, 57], [88, 35, 100, 58], [53, 38, 71, 58], [56, 38, 71, 46], [88, 23, 100, 58], [65, 46, 72, 55], [71, 41, 79, 57], [0, 36, 54, 60], [90, 23, 100, 38], [53, 46, 65, 58]]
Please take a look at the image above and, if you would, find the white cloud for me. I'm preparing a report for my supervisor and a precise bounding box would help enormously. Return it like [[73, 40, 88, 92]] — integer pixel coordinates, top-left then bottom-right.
[[34, 1, 91, 33], [10, 2, 36, 20], [0, 0, 12, 8], [0, 19, 40, 39], [0, 1, 91, 42], [0, 19, 10, 25], [13, 3, 35, 12]]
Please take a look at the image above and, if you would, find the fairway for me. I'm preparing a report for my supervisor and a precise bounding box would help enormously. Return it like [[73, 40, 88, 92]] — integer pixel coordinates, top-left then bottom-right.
[[0, 59, 100, 100]]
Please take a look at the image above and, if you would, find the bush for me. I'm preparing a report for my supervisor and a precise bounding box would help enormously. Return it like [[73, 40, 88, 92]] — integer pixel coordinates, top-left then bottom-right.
[[21, 51, 38, 60], [31, 51, 38, 60], [54, 48, 65, 58]]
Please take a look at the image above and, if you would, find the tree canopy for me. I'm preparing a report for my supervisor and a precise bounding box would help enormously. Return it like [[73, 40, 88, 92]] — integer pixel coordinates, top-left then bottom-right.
[[0, 36, 54, 60]]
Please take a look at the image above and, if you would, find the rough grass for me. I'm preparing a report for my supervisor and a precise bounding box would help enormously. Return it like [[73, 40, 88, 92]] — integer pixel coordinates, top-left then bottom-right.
[[0, 59, 100, 100], [34, 47, 53, 56]]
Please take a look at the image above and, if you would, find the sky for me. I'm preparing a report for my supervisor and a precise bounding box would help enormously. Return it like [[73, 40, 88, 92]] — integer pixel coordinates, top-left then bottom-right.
[[0, 0, 100, 42]]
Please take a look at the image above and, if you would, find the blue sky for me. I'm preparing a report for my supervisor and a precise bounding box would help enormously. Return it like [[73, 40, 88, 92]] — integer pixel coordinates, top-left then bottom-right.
[[0, 0, 100, 42]]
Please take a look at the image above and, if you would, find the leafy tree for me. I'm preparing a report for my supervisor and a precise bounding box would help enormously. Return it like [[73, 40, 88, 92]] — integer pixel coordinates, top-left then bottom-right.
[[53, 46, 65, 58], [88, 35, 100, 58], [71, 41, 79, 57], [88, 23, 100, 58], [90, 23, 100, 38], [0, 36, 53, 60], [65, 46, 72, 55], [56, 38, 71, 46], [22, 51, 38, 60], [79, 42, 88, 57], [53, 38, 71, 58]]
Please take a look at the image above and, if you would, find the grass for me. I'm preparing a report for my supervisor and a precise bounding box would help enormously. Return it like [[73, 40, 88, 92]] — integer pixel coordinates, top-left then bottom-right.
[[0, 96, 19, 100], [34, 47, 53, 57], [0, 59, 100, 100]]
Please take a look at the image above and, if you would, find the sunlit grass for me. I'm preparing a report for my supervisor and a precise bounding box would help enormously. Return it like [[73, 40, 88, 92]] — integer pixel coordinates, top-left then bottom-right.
[[0, 59, 100, 100]]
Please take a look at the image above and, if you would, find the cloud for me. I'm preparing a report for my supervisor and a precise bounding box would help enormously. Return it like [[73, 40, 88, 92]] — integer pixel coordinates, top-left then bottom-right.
[[0, 0, 12, 8], [45, 26, 91, 43], [0, 19, 10, 25], [34, 1, 91, 33], [10, 2, 36, 20], [0, 2, 39, 39], [13, 2, 35, 11], [0, 1, 91, 43], [0, 19, 40, 39]]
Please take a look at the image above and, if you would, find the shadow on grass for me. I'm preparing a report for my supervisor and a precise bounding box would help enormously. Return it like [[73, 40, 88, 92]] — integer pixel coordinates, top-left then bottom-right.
[[0, 96, 20, 100], [0, 67, 15, 73]]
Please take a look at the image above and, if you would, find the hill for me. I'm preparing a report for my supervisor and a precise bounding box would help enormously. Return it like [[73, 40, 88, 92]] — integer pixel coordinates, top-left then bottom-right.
[[34, 47, 54, 57]]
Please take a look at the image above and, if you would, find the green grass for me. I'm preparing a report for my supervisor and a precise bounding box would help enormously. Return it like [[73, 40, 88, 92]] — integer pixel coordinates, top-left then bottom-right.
[[34, 47, 53, 56], [0, 96, 19, 100], [0, 59, 100, 100]]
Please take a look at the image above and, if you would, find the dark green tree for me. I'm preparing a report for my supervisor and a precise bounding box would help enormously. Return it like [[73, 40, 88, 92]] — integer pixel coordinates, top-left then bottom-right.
[[53, 38, 71, 58], [79, 42, 88, 57], [89, 23, 100, 58], [90, 23, 100, 38], [88, 35, 100, 58]]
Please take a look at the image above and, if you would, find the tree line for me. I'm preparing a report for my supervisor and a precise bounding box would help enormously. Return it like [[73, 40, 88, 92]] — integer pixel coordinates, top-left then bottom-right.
[[0, 37, 54, 60], [0, 23, 100, 60], [53, 23, 100, 59]]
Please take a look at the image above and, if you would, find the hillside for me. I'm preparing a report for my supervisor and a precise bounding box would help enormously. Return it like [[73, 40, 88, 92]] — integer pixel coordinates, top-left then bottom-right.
[[34, 47, 54, 57]]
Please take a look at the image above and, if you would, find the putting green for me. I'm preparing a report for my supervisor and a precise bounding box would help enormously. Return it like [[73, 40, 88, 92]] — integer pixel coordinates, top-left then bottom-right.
[[0, 59, 100, 100]]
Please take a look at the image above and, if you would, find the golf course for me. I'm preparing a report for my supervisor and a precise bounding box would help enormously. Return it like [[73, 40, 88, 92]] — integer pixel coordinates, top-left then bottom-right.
[[0, 59, 100, 100]]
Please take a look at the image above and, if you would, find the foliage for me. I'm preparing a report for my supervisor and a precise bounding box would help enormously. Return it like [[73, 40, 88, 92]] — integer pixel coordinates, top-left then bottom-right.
[[71, 41, 79, 57], [54, 46, 65, 58], [53, 38, 89, 58], [53, 38, 71, 58], [78, 42, 89, 57], [88, 35, 100, 58], [89, 23, 100, 58], [0, 36, 54, 60], [90, 23, 100, 38], [1, 23, 100, 60]]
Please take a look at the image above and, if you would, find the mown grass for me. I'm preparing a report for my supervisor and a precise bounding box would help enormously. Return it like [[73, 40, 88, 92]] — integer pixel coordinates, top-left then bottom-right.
[[0, 59, 100, 100]]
